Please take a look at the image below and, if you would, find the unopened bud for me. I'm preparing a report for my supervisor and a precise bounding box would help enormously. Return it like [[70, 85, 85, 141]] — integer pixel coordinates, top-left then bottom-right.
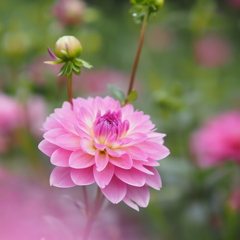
[[54, 36, 82, 60], [153, 0, 164, 10]]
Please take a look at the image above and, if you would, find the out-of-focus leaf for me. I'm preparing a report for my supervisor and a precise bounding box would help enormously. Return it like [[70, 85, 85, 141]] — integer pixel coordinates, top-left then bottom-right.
[[127, 90, 138, 103], [108, 85, 126, 104]]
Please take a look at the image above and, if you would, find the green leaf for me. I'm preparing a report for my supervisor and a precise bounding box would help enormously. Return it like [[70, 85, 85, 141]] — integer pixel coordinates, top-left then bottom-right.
[[65, 62, 73, 76], [127, 90, 138, 103], [74, 58, 84, 67], [72, 64, 80, 73], [80, 59, 93, 69], [75, 59, 93, 69], [108, 85, 126, 104], [58, 65, 65, 76]]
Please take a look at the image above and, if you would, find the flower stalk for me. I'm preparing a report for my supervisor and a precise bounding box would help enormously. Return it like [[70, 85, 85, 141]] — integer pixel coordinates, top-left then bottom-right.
[[67, 73, 73, 106], [82, 188, 104, 240], [127, 7, 149, 97]]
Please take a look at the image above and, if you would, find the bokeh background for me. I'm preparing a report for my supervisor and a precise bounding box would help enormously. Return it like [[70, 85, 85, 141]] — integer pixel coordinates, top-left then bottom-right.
[[0, 0, 240, 239]]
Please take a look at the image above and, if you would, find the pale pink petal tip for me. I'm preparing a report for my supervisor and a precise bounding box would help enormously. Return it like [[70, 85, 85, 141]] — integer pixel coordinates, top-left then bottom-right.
[[101, 176, 127, 204], [123, 185, 150, 210], [50, 167, 76, 188]]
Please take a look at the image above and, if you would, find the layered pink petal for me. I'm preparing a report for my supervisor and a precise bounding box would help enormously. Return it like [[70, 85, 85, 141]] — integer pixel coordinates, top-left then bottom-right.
[[71, 167, 95, 185], [136, 141, 170, 160], [74, 125, 91, 139], [145, 167, 162, 190], [50, 167, 76, 188], [55, 134, 80, 150], [94, 143, 106, 151], [80, 138, 95, 155], [38, 140, 58, 157], [43, 128, 68, 143], [69, 150, 95, 168], [50, 148, 71, 167], [124, 133, 148, 146], [93, 164, 114, 188], [106, 147, 126, 157], [115, 168, 145, 186], [109, 154, 133, 169], [101, 176, 127, 204], [124, 185, 150, 209], [56, 117, 78, 134], [133, 163, 154, 175], [43, 115, 62, 130], [124, 146, 148, 160], [95, 150, 109, 171], [78, 107, 94, 127]]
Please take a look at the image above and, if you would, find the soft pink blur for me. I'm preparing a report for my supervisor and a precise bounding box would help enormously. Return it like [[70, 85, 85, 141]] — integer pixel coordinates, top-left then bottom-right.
[[0, 166, 146, 240], [191, 112, 240, 167], [39, 96, 169, 210], [28, 56, 64, 86], [52, 0, 86, 26], [227, 0, 240, 9], [24, 95, 49, 138], [228, 188, 240, 211], [73, 68, 137, 96], [0, 93, 23, 153], [147, 27, 175, 51], [194, 35, 232, 68]]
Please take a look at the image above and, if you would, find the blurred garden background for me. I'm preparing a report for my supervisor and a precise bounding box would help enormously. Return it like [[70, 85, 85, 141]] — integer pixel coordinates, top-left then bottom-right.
[[0, 0, 240, 239]]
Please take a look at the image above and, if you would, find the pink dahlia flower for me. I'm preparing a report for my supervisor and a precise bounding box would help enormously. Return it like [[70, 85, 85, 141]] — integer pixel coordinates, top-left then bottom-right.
[[191, 112, 240, 167], [39, 96, 169, 210]]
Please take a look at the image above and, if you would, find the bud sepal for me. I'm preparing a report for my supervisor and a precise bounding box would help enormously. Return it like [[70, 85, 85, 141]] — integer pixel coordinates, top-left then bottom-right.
[[44, 36, 92, 77], [130, 0, 164, 24]]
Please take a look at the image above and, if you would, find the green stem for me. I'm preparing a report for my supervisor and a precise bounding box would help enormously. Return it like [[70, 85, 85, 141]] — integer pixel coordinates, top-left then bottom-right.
[[127, 8, 149, 97], [68, 73, 73, 106]]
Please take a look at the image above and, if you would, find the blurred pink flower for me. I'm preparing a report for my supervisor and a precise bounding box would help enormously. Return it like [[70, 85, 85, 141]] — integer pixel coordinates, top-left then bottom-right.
[[0, 93, 23, 153], [0, 93, 23, 131], [39, 96, 169, 210], [227, 0, 240, 9], [24, 95, 49, 138], [194, 35, 232, 68], [228, 188, 240, 211], [0, 166, 147, 239], [52, 0, 86, 26], [73, 68, 138, 96], [191, 112, 240, 167], [147, 27, 175, 51], [28, 56, 64, 86]]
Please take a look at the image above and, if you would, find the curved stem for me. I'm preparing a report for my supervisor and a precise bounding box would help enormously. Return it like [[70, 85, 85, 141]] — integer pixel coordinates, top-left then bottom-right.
[[67, 73, 73, 106], [82, 186, 89, 216], [127, 8, 149, 97], [82, 188, 104, 240]]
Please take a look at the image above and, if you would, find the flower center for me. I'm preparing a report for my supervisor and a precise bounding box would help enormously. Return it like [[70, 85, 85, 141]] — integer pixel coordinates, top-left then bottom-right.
[[93, 110, 129, 144]]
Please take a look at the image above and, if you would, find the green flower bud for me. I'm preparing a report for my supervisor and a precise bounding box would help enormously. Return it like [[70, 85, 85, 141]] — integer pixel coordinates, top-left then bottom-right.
[[153, 0, 164, 10], [54, 36, 82, 60]]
